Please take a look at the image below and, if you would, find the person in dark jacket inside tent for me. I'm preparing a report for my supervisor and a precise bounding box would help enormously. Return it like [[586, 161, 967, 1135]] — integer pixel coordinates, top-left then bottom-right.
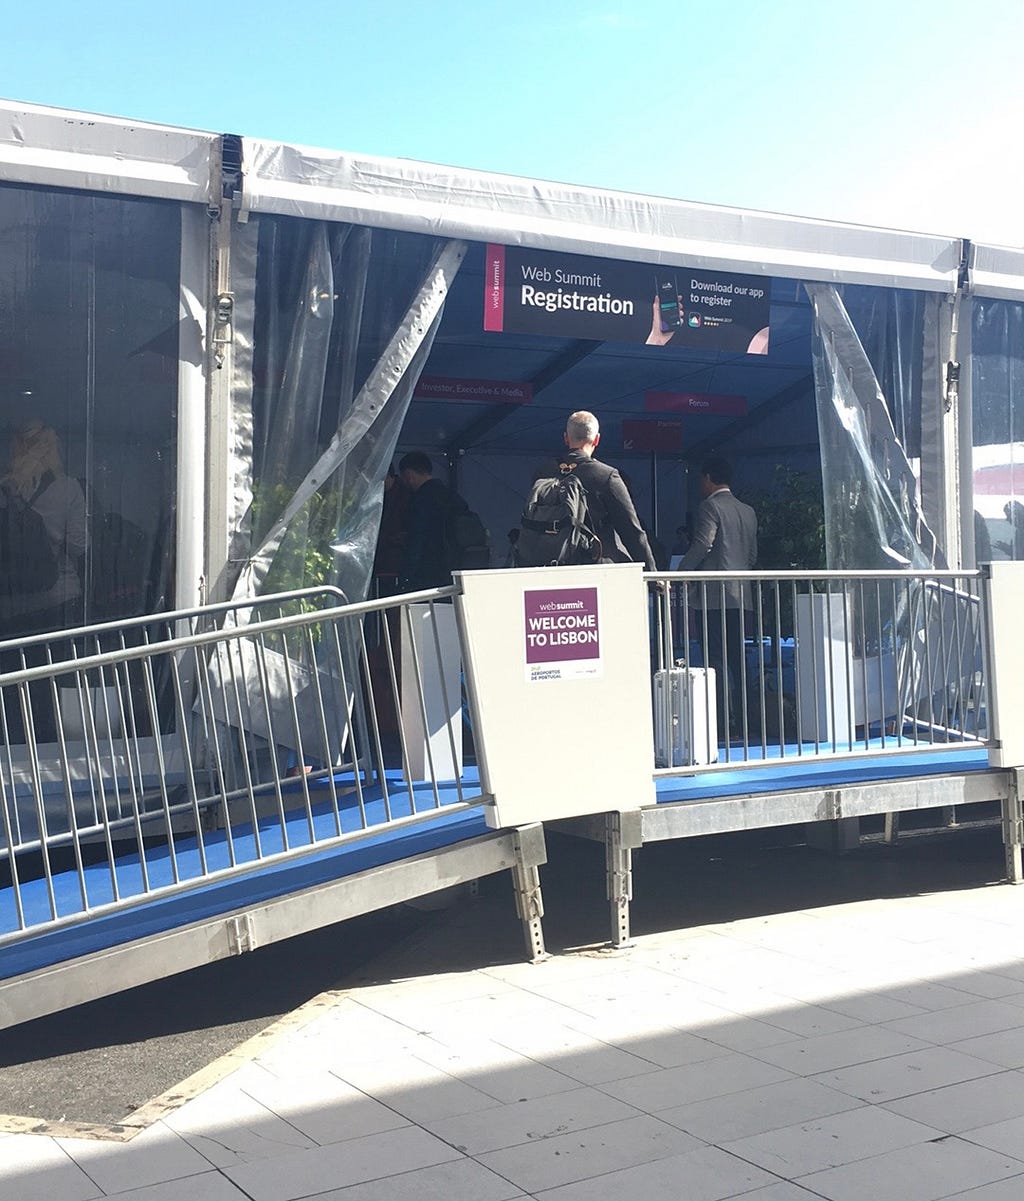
[[397, 451, 475, 592]]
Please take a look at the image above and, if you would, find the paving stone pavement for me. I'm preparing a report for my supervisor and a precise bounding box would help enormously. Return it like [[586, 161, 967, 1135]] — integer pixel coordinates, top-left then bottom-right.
[[5, 827, 1024, 1199]]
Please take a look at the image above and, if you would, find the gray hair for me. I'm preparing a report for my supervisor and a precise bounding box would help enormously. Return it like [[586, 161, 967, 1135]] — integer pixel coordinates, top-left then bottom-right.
[[566, 410, 599, 447]]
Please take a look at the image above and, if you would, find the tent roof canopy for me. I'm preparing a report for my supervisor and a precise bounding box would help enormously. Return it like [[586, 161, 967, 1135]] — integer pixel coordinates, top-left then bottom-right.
[[4, 98, 1020, 295], [0, 99, 217, 204], [240, 138, 964, 294], [4, 99, 1022, 466], [970, 243, 1024, 300]]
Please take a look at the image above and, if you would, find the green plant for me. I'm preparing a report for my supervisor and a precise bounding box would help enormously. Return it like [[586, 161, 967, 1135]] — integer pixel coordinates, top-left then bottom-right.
[[250, 480, 346, 614], [753, 466, 826, 570]]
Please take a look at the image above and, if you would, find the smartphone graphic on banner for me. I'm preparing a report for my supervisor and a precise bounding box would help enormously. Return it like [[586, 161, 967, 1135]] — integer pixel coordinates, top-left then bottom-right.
[[656, 275, 681, 332]]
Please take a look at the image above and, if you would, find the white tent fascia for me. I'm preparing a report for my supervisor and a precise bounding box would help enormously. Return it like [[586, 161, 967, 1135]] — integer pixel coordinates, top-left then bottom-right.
[[240, 138, 963, 293], [0, 102, 975, 294], [0, 99, 216, 204], [969, 243, 1024, 301]]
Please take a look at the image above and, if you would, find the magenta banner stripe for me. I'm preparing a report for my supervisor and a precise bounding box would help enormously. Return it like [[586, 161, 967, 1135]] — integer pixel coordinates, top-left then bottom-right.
[[483, 243, 505, 332]]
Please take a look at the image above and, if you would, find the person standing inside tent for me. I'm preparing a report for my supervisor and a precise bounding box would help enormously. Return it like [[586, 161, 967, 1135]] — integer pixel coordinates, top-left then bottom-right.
[[397, 451, 488, 591], [996, 500, 1024, 560], [679, 455, 758, 739], [397, 452, 453, 591], [0, 421, 88, 743], [558, 411, 656, 569], [371, 466, 411, 596], [0, 421, 87, 638]]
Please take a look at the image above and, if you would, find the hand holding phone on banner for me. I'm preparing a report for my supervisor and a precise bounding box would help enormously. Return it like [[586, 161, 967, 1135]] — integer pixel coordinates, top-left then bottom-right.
[[655, 275, 682, 331], [646, 295, 683, 347]]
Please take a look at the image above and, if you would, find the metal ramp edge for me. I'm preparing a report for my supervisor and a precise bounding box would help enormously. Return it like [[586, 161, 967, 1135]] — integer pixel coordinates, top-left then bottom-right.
[[552, 753, 1020, 949], [0, 823, 548, 1031]]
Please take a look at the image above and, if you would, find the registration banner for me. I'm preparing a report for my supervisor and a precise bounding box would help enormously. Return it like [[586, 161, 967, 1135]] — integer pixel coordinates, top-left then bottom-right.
[[484, 243, 770, 354]]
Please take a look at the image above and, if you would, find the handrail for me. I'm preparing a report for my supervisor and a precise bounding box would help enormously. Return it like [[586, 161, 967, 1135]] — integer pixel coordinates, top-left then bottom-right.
[[0, 584, 476, 946], [646, 569, 983, 581], [646, 568, 988, 774], [0, 586, 457, 689], [0, 585, 352, 654]]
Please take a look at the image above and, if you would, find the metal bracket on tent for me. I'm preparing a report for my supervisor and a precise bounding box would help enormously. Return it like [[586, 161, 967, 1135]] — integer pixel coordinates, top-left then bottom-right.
[[212, 292, 235, 369], [944, 360, 960, 414], [944, 239, 971, 413]]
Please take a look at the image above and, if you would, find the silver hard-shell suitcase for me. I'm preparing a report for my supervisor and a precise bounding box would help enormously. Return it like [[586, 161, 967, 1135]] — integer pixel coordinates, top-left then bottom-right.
[[653, 665, 718, 767]]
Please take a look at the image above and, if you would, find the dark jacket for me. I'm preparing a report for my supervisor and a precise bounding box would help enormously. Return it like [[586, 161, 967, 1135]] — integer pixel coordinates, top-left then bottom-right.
[[400, 477, 464, 592], [559, 449, 656, 571], [679, 486, 758, 609]]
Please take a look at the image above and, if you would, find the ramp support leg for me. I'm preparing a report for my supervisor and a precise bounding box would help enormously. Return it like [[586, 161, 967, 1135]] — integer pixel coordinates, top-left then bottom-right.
[[512, 824, 548, 963], [1003, 769, 1024, 884], [607, 810, 644, 949]]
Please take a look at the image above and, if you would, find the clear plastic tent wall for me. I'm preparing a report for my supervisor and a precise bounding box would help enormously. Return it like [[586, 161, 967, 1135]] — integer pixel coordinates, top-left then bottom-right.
[[0, 183, 181, 637], [232, 134, 963, 595], [970, 297, 1024, 563], [227, 217, 463, 603], [807, 283, 944, 570]]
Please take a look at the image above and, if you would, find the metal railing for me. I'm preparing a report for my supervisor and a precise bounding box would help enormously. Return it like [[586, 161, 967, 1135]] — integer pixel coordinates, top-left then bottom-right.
[[0, 568, 994, 947], [0, 585, 482, 945], [0, 588, 351, 837], [648, 570, 988, 773]]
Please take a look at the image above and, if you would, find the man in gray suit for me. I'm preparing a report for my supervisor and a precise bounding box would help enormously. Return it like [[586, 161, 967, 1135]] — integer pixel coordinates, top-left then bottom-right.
[[679, 456, 758, 739]]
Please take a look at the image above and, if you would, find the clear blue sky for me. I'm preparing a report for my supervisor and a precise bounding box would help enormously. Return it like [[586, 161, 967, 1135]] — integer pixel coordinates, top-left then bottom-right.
[[4, 0, 1022, 245]]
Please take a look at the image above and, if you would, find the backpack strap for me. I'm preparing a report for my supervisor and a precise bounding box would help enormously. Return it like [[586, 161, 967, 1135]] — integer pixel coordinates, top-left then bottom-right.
[[560, 459, 606, 529], [521, 513, 574, 535]]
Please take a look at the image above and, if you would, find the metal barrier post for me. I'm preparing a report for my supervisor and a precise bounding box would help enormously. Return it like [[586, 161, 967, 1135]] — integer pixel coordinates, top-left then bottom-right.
[[1002, 768, 1024, 885], [983, 562, 1024, 769], [511, 823, 548, 962], [606, 810, 643, 949]]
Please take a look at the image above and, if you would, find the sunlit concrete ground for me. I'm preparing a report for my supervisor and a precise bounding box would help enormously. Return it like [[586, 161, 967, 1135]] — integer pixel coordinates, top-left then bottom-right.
[[7, 829, 1024, 1200]]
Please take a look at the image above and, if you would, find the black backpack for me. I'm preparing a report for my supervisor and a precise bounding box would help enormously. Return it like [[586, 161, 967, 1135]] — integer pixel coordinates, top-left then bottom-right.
[[0, 476, 61, 597], [442, 494, 491, 571], [514, 467, 603, 567]]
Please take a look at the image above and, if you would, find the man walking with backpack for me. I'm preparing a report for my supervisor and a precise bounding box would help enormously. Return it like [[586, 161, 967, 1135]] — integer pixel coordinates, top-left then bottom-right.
[[516, 411, 656, 570]]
